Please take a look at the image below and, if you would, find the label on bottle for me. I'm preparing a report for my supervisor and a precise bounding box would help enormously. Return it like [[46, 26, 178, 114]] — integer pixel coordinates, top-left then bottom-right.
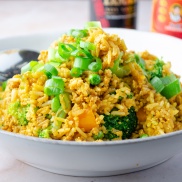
[[90, 0, 137, 29], [152, 0, 182, 38]]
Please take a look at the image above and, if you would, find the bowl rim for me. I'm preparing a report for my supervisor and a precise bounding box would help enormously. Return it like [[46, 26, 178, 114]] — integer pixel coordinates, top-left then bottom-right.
[[1, 129, 182, 146]]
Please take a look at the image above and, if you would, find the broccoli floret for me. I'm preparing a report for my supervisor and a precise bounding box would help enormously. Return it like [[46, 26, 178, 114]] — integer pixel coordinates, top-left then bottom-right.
[[148, 59, 164, 80], [39, 128, 50, 138], [8, 101, 29, 126], [93, 131, 104, 140], [135, 54, 164, 80], [2, 81, 7, 91], [103, 106, 138, 140]]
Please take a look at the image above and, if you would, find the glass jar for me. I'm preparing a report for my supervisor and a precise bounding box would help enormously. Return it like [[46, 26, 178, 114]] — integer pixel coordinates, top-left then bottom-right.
[[151, 0, 182, 38], [89, 0, 137, 29]]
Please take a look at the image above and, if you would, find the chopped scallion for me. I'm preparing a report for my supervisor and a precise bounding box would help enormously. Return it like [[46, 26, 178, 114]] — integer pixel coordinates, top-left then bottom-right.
[[84, 21, 102, 29], [69, 29, 88, 38], [150, 76, 164, 93], [73, 57, 91, 70], [80, 41, 96, 51], [110, 59, 131, 78], [161, 79, 181, 99], [44, 76, 64, 96], [150, 74, 181, 99], [44, 87, 62, 96], [58, 43, 76, 59], [70, 67, 83, 77], [44, 64, 58, 78], [32, 62, 44, 72], [48, 48, 66, 63], [160, 74, 176, 86], [56, 107, 67, 119], [71, 49, 93, 59], [21, 61, 38, 74], [88, 59, 102, 72], [59, 92, 71, 112], [51, 96, 61, 112]]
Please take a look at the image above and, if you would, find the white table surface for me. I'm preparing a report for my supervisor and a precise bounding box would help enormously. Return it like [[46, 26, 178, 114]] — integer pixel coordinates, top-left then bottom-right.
[[1, 0, 182, 182]]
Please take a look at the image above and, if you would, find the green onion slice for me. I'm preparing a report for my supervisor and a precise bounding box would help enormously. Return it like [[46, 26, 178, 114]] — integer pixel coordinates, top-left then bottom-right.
[[51, 96, 61, 112], [48, 48, 57, 61], [69, 29, 88, 38], [59, 92, 71, 113], [150, 76, 164, 93], [56, 107, 67, 119], [161, 79, 181, 99], [44, 87, 62, 96], [58, 43, 76, 59], [70, 67, 83, 77], [71, 49, 93, 59], [110, 53, 131, 78], [44, 64, 58, 78], [73, 57, 91, 70], [32, 62, 44, 72], [44, 76, 64, 96], [151, 74, 181, 99], [48, 61, 61, 68], [48, 48, 66, 63], [21, 61, 38, 74], [80, 41, 96, 51], [160, 74, 176, 86], [84, 21, 102, 29], [88, 58, 102, 72], [110, 59, 131, 78], [135, 54, 146, 70]]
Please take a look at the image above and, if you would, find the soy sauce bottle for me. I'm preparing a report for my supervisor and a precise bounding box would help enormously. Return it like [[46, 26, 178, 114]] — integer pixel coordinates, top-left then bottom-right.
[[89, 0, 137, 29]]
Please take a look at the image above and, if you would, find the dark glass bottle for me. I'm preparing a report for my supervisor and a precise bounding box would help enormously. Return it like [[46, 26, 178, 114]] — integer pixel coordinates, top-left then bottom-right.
[[89, 0, 137, 29]]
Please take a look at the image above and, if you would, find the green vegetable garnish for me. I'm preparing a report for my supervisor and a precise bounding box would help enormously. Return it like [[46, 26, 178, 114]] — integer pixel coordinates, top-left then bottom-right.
[[69, 29, 88, 38], [103, 106, 138, 140], [161, 79, 181, 99], [89, 74, 101, 85], [51, 96, 61, 112], [8, 101, 30, 126], [88, 58, 102, 72], [79, 41, 96, 51], [84, 21, 102, 29], [150, 74, 181, 99], [73, 57, 91, 71], [44, 64, 58, 78], [44, 76, 64, 96], [150, 76, 164, 93], [21, 61, 38, 74], [70, 67, 83, 77], [58, 43, 76, 59], [140, 134, 149, 138]]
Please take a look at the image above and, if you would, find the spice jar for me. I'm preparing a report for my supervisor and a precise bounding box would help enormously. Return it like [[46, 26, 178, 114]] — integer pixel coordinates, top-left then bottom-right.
[[151, 0, 182, 38]]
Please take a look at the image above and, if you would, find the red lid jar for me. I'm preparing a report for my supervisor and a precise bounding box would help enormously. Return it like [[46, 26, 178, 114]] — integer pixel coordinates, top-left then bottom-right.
[[151, 0, 182, 38]]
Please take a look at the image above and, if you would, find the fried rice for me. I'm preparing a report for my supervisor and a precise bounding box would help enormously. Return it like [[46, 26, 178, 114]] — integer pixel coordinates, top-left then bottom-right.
[[0, 23, 182, 141]]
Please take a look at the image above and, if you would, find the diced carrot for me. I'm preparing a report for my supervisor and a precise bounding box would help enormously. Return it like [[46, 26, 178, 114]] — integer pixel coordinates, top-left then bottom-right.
[[137, 107, 147, 123], [78, 109, 97, 132]]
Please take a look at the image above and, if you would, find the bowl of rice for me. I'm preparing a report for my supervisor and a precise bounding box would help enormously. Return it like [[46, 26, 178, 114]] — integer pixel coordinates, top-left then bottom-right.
[[0, 22, 182, 176]]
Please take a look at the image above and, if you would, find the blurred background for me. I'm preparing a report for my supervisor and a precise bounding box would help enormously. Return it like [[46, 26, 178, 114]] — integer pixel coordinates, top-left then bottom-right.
[[0, 0, 152, 38]]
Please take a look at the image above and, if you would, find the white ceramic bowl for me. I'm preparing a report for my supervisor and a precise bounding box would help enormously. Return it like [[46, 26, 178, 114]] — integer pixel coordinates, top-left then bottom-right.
[[0, 29, 182, 177]]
